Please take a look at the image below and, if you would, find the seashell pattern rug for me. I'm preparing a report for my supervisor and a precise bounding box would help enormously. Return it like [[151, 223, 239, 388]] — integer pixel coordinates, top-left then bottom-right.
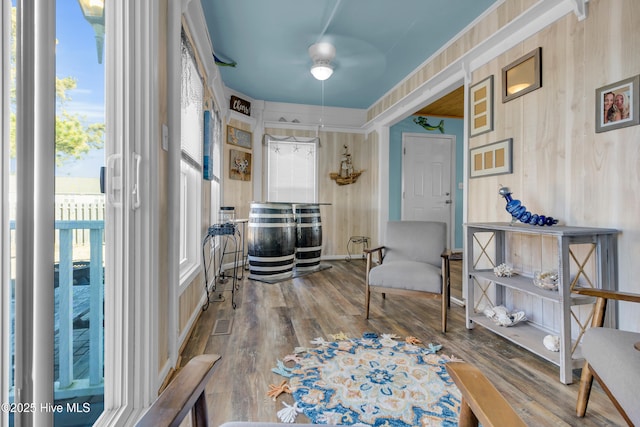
[[270, 332, 462, 426]]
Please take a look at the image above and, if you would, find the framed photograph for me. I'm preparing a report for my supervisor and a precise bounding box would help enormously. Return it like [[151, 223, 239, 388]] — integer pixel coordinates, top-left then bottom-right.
[[470, 138, 513, 178], [502, 47, 542, 103], [469, 75, 494, 137], [595, 75, 640, 133], [229, 149, 251, 181], [227, 125, 252, 149]]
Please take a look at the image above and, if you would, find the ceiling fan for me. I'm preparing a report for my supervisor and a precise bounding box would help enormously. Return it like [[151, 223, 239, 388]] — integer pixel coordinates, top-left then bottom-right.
[[308, 42, 336, 81]]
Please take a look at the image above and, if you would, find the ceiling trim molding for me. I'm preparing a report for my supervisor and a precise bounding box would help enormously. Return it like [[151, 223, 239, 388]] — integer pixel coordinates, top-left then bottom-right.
[[365, 66, 466, 130], [228, 109, 257, 128], [263, 121, 368, 135], [262, 101, 367, 131], [571, 0, 589, 21], [363, 0, 577, 131]]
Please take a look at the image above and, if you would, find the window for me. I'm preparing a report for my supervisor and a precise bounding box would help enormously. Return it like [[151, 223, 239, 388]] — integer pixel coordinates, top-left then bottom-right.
[[267, 138, 318, 202], [179, 30, 203, 286], [205, 109, 222, 225]]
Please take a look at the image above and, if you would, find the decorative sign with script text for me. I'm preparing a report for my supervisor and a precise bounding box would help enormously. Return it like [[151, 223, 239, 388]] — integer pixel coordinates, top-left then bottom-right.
[[230, 95, 251, 116]]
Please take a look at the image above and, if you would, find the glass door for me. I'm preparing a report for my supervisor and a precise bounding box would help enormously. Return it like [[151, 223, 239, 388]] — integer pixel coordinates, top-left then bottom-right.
[[52, 0, 106, 424], [3, 0, 106, 425]]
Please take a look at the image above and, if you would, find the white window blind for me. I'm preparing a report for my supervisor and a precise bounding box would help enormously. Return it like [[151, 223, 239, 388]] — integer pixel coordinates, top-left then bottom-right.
[[180, 30, 203, 166], [267, 138, 318, 203]]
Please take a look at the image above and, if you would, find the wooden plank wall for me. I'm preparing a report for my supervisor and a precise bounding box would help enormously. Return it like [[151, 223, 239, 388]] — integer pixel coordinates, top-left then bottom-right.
[[467, 0, 640, 330], [224, 118, 253, 221], [222, 127, 379, 258]]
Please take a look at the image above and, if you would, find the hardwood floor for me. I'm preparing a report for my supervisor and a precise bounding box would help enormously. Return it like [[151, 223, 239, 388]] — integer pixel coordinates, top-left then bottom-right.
[[180, 260, 624, 426]]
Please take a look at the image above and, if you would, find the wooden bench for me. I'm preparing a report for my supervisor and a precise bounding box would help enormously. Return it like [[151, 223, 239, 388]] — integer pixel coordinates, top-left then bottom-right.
[[445, 362, 527, 427], [136, 354, 221, 427]]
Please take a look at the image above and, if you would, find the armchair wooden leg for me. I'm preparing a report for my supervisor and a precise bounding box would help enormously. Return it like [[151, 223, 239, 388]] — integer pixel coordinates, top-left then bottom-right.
[[441, 294, 447, 333], [441, 269, 448, 333], [365, 284, 371, 319], [576, 361, 594, 417], [458, 397, 479, 427], [577, 295, 606, 417]]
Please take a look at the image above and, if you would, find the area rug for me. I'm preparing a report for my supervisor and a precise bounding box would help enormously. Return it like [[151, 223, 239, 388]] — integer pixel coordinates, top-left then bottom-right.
[[270, 332, 462, 426]]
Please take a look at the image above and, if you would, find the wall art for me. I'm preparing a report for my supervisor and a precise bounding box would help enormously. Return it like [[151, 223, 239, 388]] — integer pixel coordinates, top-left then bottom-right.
[[229, 149, 251, 181], [227, 125, 252, 149], [595, 75, 640, 133], [469, 75, 494, 137], [502, 47, 541, 103], [470, 138, 512, 178]]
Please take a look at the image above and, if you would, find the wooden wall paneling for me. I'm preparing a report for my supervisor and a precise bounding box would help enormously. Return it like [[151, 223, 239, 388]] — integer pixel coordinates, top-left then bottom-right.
[[224, 118, 253, 220], [262, 127, 377, 258], [466, 0, 640, 331]]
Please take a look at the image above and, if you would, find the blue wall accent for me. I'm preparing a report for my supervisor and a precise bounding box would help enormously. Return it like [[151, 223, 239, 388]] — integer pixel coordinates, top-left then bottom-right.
[[389, 116, 464, 249]]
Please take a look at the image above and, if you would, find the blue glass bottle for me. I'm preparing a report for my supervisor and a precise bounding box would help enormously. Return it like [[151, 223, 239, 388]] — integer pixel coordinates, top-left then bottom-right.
[[498, 186, 558, 226]]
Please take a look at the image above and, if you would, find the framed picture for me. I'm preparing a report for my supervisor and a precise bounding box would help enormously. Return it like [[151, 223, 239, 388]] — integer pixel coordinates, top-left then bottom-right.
[[229, 149, 251, 181], [203, 110, 215, 180], [227, 125, 252, 149], [502, 47, 542, 103], [595, 75, 640, 133], [470, 138, 513, 178], [469, 75, 494, 137]]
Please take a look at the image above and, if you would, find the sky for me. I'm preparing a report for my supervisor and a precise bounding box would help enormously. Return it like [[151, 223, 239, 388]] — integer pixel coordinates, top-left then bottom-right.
[[54, 0, 106, 177]]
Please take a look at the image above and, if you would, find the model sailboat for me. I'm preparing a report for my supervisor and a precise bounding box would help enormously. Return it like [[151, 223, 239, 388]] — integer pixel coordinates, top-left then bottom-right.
[[329, 145, 363, 185]]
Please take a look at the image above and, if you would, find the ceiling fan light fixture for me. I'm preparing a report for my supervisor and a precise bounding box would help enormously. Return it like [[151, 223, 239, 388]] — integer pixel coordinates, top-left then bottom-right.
[[308, 42, 336, 81], [310, 61, 334, 81]]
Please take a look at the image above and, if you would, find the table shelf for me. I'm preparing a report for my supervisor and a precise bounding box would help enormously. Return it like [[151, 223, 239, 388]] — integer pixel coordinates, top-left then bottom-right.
[[465, 222, 618, 384], [470, 271, 594, 304], [468, 315, 584, 369]]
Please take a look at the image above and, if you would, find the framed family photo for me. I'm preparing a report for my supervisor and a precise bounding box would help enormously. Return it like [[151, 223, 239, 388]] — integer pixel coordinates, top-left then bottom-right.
[[596, 75, 640, 133]]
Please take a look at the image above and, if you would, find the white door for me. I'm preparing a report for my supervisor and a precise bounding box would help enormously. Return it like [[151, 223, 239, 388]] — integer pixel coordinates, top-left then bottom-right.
[[402, 133, 454, 243]]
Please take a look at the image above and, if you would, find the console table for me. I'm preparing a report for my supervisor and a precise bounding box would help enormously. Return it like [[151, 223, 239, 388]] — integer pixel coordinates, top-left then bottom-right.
[[465, 222, 618, 384]]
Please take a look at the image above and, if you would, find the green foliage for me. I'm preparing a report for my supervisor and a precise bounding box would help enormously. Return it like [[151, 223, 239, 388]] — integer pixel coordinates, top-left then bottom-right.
[[55, 113, 105, 165], [9, 6, 105, 166]]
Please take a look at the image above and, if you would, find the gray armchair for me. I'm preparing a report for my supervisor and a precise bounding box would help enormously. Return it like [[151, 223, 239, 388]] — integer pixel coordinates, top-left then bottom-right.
[[364, 221, 448, 333], [573, 287, 640, 426]]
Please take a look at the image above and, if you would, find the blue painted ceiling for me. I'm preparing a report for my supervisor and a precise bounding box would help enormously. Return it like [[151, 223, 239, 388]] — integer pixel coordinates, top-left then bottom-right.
[[201, 0, 498, 109]]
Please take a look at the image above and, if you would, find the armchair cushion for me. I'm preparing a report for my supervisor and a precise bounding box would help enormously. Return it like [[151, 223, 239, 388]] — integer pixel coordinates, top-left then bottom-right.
[[368, 260, 442, 293], [383, 221, 446, 266], [581, 327, 640, 424]]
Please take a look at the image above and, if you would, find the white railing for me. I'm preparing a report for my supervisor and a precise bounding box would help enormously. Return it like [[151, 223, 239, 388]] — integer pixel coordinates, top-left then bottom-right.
[[55, 220, 104, 396], [9, 219, 105, 399]]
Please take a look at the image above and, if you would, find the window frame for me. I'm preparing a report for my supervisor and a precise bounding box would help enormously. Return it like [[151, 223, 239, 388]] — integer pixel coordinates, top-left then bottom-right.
[[266, 137, 319, 203], [178, 29, 203, 289]]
